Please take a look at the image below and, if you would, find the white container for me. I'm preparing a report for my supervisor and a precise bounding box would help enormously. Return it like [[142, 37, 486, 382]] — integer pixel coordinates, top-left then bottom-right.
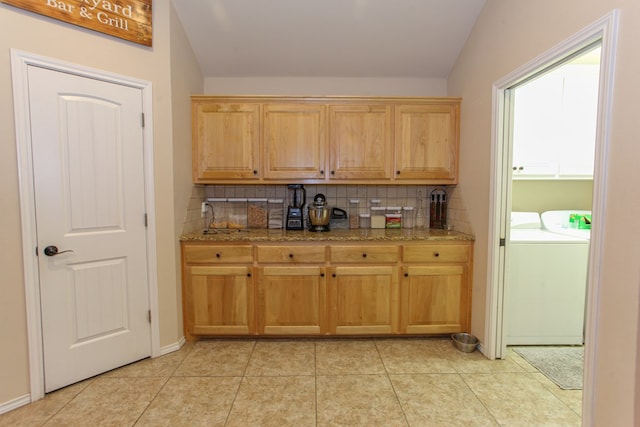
[[370, 207, 386, 229], [359, 213, 371, 229]]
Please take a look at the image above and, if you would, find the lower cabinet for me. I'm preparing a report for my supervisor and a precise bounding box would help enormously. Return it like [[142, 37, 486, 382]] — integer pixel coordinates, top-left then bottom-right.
[[181, 240, 472, 339], [183, 265, 255, 339], [329, 265, 398, 335], [256, 266, 327, 335]]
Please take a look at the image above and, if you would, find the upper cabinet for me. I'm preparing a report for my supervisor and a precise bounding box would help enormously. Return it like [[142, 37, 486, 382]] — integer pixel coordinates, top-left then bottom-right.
[[328, 104, 393, 180], [394, 103, 459, 182], [263, 104, 326, 180], [192, 101, 260, 182], [191, 96, 461, 184]]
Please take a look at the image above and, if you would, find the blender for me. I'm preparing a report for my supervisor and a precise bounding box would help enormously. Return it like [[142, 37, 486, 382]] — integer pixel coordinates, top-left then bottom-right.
[[286, 184, 306, 230]]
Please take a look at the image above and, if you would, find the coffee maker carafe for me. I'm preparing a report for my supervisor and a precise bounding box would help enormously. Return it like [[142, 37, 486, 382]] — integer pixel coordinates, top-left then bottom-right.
[[286, 184, 306, 230]]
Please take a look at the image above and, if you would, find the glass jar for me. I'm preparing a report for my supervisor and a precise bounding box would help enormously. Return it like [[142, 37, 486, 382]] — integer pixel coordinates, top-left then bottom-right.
[[414, 191, 426, 229], [247, 198, 268, 228], [359, 213, 371, 229], [402, 206, 414, 229], [349, 199, 360, 229], [226, 198, 247, 229], [267, 199, 284, 229]]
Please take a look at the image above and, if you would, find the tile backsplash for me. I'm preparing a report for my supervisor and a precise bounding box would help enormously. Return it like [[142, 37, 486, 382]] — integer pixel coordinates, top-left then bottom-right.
[[181, 184, 473, 235]]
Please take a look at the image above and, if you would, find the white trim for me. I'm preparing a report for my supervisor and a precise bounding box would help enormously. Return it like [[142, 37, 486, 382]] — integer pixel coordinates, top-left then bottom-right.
[[160, 336, 186, 356], [10, 49, 160, 401], [0, 394, 31, 415], [485, 10, 618, 427]]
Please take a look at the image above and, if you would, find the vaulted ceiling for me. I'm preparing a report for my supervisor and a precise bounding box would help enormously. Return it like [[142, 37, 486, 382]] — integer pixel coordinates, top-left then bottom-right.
[[171, 0, 486, 78]]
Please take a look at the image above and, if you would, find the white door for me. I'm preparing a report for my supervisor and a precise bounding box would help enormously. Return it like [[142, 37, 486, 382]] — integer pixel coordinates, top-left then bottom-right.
[[28, 65, 151, 392]]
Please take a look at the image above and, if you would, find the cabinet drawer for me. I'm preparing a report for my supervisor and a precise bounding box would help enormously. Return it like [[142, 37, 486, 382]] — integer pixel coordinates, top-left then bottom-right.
[[256, 245, 326, 263], [403, 244, 469, 263], [183, 244, 253, 264], [330, 245, 399, 263]]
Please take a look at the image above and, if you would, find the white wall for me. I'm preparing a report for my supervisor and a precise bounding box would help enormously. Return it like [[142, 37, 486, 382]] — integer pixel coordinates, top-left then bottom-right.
[[448, 0, 640, 424], [204, 76, 446, 96], [0, 0, 200, 406]]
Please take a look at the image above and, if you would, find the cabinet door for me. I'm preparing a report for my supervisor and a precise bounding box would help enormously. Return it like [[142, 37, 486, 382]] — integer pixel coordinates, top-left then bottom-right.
[[394, 103, 459, 182], [400, 265, 468, 334], [192, 102, 260, 181], [184, 266, 255, 338], [328, 105, 392, 180], [329, 266, 398, 335], [263, 104, 326, 179], [257, 266, 326, 335]]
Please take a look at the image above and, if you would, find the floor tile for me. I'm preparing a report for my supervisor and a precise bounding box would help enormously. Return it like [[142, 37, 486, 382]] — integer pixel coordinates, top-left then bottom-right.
[[226, 376, 315, 426], [44, 377, 166, 426], [135, 376, 240, 427], [102, 343, 193, 378], [531, 372, 583, 416], [174, 339, 255, 377], [315, 338, 385, 375], [461, 372, 581, 426], [245, 339, 315, 376], [506, 347, 540, 373], [390, 373, 499, 426], [375, 338, 456, 374], [0, 380, 92, 427], [316, 374, 407, 426], [442, 345, 526, 374]]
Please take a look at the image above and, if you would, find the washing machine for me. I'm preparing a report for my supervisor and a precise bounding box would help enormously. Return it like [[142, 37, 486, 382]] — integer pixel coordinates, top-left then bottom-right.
[[506, 211, 590, 345]]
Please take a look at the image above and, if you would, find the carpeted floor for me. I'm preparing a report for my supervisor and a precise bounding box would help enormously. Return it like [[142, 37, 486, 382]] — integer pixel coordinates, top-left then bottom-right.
[[512, 346, 584, 390]]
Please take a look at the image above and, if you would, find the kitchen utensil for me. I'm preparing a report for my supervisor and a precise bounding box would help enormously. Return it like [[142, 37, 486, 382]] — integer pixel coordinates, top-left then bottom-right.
[[286, 184, 306, 230], [330, 207, 348, 229], [308, 193, 331, 232]]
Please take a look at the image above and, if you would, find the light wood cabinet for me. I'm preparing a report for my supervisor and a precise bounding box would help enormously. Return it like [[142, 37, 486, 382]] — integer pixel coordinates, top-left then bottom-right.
[[182, 244, 255, 339], [181, 239, 472, 339], [394, 103, 460, 182], [191, 96, 461, 184], [192, 101, 260, 182], [256, 266, 327, 335], [328, 104, 392, 180], [400, 242, 472, 334], [263, 104, 326, 180]]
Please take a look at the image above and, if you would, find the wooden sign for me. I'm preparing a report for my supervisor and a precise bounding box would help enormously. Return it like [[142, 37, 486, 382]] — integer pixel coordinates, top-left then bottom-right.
[[1, 0, 152, 46]]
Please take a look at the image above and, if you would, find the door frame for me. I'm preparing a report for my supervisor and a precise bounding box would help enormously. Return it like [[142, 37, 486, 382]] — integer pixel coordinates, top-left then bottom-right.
[[485, 10, 618, 424], [10, 49, 160, 401]]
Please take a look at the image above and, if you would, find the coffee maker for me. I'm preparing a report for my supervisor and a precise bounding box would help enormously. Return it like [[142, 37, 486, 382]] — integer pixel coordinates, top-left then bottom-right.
[[286, 184, 306, 230]]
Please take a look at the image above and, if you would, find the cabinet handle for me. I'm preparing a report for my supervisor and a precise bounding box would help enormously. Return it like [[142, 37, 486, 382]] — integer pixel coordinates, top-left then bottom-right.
[[332, 273, 337, 278], [433, 252, 440, 257], [253, 170, 258, 175], [247, 273, 252, 277], [289, 253, 294, 258], [404, 272, 409, 277], [362, 253, 367, 258], [216, 253, 221, 258], [396, 170, 400, 175], [331, 170, 335, 175], [320, 273, 325, 277], [512, 166, 517, 171], [519, 166, 524, 171], [320, 170, 324, 175]]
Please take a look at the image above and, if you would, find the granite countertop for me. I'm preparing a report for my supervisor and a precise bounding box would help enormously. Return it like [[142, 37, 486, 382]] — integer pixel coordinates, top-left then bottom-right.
[[180, 228, 474, 242]]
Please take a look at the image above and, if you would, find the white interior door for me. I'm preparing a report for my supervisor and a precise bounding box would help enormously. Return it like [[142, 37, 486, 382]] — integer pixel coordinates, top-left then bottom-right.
[[28, 65, 151, 392]]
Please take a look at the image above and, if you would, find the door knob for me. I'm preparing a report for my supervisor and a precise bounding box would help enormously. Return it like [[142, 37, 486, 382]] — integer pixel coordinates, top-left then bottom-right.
[[43, 245, 74, 256]]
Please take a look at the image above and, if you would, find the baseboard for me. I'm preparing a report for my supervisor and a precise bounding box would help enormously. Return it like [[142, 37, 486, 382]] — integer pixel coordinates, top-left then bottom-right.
[[159, 336, 185, 356], [0, 394, 31, 415]]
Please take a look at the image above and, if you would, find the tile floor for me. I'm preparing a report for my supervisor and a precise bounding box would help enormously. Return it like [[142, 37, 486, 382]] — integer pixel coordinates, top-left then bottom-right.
[[0, 338, 582, 426]]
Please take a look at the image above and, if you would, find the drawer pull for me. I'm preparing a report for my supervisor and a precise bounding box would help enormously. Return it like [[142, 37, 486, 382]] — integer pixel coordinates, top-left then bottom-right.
[[320, 170, 324, 175], [404, 272, 409, 277], [320, 273, 325, 277], [332, 273, 337, 278], [253, 170, 258, 175], [433, 252, 440, 257], [289, 253, 294, 258], [216, 253, 221, 258], [362, 253, 367, 258], [247, 273, 252, 277]]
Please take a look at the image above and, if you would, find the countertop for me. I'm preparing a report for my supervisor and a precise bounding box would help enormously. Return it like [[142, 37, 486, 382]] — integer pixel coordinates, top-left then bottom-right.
[[180, 228, 474, 243]]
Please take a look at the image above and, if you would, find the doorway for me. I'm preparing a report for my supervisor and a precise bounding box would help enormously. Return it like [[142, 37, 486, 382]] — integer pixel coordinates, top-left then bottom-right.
[[11, 50, 160, 400], [485, 11, 619, 424]]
